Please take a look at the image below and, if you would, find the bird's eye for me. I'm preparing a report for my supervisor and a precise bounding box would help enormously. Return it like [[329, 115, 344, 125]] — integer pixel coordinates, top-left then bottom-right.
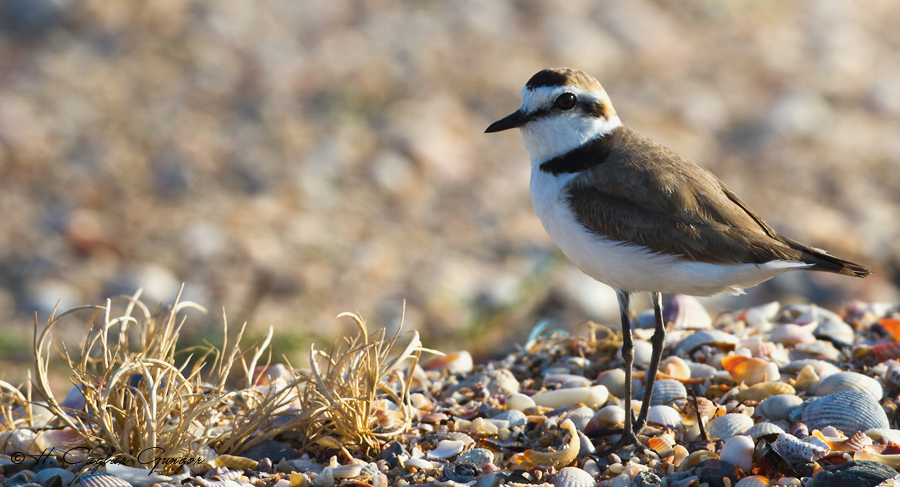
[[555, 93, 577, 110]]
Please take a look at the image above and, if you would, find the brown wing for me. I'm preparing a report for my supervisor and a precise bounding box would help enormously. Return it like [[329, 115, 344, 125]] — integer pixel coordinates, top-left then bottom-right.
[[567, 126, 870, 276]]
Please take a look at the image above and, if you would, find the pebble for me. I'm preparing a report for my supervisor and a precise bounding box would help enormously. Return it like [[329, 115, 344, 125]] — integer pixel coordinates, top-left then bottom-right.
[[809, 460, 897, 487]]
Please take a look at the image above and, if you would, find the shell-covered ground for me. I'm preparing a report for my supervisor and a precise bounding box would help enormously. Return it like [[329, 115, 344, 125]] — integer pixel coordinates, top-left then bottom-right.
[[6, 296, 900, 487]]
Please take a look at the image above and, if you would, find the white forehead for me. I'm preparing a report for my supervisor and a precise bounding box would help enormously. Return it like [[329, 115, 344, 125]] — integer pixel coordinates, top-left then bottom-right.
[[519, 84, 602, 113]]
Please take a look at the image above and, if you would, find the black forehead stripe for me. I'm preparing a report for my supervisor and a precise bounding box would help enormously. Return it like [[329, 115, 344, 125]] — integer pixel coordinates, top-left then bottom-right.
[[539, 126, 623, 175], [526, 69, 569, 89]]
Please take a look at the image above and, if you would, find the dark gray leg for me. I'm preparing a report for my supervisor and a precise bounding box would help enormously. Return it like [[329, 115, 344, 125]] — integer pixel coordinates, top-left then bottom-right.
[[616, 290, 641, 447], [633, 292, 666, 434]]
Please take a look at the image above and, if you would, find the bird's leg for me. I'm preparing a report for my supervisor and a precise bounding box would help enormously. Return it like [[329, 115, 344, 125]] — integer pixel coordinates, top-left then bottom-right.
[[614, 290, 642, 448], [633, 292, 667, 434]]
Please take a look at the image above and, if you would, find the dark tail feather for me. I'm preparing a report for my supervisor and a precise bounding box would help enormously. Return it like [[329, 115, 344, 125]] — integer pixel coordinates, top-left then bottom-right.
[[785, 237, 871, 277]]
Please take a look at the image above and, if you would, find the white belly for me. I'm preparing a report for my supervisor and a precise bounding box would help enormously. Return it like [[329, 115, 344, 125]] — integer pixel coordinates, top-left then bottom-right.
[[529, 168, 808, 295]]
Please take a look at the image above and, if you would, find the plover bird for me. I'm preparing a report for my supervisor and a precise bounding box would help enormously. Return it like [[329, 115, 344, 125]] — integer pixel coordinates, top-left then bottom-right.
[[486, 67, 870, 448]]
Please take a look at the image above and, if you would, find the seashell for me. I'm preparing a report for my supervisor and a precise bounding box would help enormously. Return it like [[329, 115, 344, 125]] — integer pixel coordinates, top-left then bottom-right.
[[686, 361, 717, 379], [544, 373, 591, 388], [564, 406, 595, 431], [745, 422, 786, 441], [865, 428, 900, 445], [77, 473, 133, 487], [756, 394, 803, 422], [737, 382, 795, 401], [705, 413, 754, 440], [720, 435, 754, 472], [332, 465, 363, 479], [884, 364, 900, 388], [630, 340, 653, 368], [215, 455, 258, 469], [674, 329, 739, 356], [772, 433, 829, 463], [35, 427, 86, 452], [812, 429, 872, 451], [790, 422, 809, 438], [633, 379, 686, 406], [506, 392, 536, 411], [511, 419, 579, 469], [854, 448, 900, 469], [549, 467, 595, 487], [403, 458, 435, 472], [587, 405, 625, 430], [427, 439, 466, 459], [735, 475, 771, 487], [646, 405, 683, 428], [661, 356, 692, 380], [104, 464, 185, 486], [422, 351, 473, 374], [735, 301, 780, 330], [34, 468, 76, 487], [783, 359, 841, 378], [800, 390, 890, 433], [672, 444, 690, 467], [770, 324, 816, 346], [813, 317, 855, 346], [314, 467, 334, 487], [793, 365, 821, 392], [815, 371, 883, 401], [664, 294, 712, 330], [290, 472, 309, 487], [596, 369, 627, 399], [676, 450, 719, 472], [683, 396, 717, 420], [6, 429, 39, 455], [532, 385, 608, 409], [854, 342, 900, 364], [792, 340, 841, 361], [721, 355, 780, 385], [647, 436, 674, 459]]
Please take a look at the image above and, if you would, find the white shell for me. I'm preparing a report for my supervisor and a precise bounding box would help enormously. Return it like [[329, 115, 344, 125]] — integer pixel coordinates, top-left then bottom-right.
[[596, 369, 627, 398], [756, 394, 804, 422], [770, 324, 816, 346], [720, 435, 754, 472], [506, 392, 536, 411], [674, 329, 739, 356], [815, 371, 883, 401], [772, 433, 829, 463], [664, 294, 712, 330], [532, 385, 609, 409], [735, 475, 771, 487], [590, 405, 625, 428], [705, 413, 754, 440], [647, 405, 683, 428], [745, 422, 786, 440], [634, 379, 686, 406], [550, 467, 596, 487], [427, 439, 466, 459], [403, 458, 435, 472], [332, 465, 363, 479]]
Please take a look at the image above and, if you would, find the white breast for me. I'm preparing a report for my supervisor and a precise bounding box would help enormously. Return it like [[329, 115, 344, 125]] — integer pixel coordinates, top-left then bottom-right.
[[528, 166, 809, 296]]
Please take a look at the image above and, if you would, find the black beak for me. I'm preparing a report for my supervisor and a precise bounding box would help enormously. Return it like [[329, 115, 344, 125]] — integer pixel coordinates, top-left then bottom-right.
[[485, 109, 531, 133]]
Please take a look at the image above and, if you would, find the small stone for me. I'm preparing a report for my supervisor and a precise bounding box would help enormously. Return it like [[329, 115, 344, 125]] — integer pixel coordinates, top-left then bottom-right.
[[634, 471, 662, 487], [443, 369, 520, 400], [382, 441, 408, 469], [492, 409, 527, 426], [442, 461, 481, 483], [691, 459, 742, 487], [609, 473, 631, 487], [809, 461, 897, 487], [457, 448, 494, 468]]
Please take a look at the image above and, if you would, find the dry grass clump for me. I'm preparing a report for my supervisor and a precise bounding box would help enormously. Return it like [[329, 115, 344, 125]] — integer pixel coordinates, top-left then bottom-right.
[[0, 289, 432, 472]]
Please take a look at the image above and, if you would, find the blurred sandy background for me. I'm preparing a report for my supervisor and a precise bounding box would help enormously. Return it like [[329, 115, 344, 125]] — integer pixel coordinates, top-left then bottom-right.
[[1, 0, 898, 383]]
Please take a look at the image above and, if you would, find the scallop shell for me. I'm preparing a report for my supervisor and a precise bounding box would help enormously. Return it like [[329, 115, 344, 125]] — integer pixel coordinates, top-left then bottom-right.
[[793, 365, 821, 392], [720, 435, 754, 472], [215, 454, 258, 469], [815, 371, 883, 401], [721, 355, 780, 385], [734, 475, 771, 487], [800, 390, 890, 433], [745, 422, 786, 440], [596, 369, 627, 399], [705, 413, 754, 440], [854, 448, 900, 469], [664, 294, 712, 330], [855, 342, 900, 364], [756, 394, 803, 422], [813, 317, 855, 346], [549, 467, 595, 487], [812, 429, 872, 451], [864, 428, 900, 445], [674, 329, 739, 356], [532, 385, 609, 409], [634, 379, 686, 406], [737, 382, 795, 401], [511, 419, 579, 469], [647, 436, 674, 459], [34, 468, 76, 487], [427, 439, 466, 459], [773, 433, 829, 463], [646, 404, 683, 428], [77, 473, 133, 487]]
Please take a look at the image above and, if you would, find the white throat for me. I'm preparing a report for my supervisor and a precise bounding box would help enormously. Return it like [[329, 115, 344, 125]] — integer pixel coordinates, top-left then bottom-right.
[[521, 114, 621, 165]]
